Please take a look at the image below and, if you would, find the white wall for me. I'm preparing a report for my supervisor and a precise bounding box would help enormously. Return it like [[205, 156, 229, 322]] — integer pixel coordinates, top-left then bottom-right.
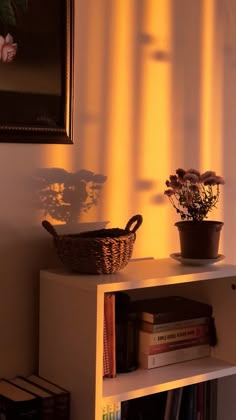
[[0, 0, 236, 387]]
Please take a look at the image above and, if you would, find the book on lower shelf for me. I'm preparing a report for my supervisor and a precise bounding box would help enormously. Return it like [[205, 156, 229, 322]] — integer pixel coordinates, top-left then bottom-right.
[[107, 403, 114, 420], [114, 402, 121, 420], [4, 377, 55, 419], [24, 374, 70, 420], [164, 387, 183, 420], [3, 375, 70, 420], [102, 404, 108, 420], [179, 384, 196, 419], [120, 391, 168, 419], [119, 380, 217, 419], [102, 402, 121, 420], [0, 380, 39, 419]]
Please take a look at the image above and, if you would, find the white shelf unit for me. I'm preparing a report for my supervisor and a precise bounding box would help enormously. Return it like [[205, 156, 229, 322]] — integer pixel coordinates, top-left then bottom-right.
[[39, 258, 236, 420]]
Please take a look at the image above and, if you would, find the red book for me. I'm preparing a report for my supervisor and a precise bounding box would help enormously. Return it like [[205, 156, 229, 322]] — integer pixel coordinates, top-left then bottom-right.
[[140, 335, 210, 355]]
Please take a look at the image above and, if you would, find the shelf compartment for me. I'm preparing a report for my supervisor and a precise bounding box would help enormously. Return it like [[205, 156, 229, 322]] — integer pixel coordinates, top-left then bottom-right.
[[39, 260, 236, 420], [103, 357, 236, 404]]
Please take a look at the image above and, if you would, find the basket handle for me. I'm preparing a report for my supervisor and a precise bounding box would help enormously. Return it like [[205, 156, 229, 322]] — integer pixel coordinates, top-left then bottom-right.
[[42, 220, 59, 239], [125, 214, 143, 233]]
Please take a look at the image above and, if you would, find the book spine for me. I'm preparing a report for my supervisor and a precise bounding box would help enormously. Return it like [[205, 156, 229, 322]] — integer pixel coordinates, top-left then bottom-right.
[[7, 400, 40, 420], [167, 387, 183, 420], [187, 385, 195, 419], [104, 293, 116, 378], [55, 394, 70, 419], [209, 379, 218, 420], [164, 387, 183, 420], [139, 324, 209, 346], [203, 381, 208, 420], [192, 383, 198, 420], [140, 316, 210, 333], [114, 402, 121, 420], [140, 336, 210, 355], [103, 318, 110, 377], [175, 387, 184, 419], [141, 307, 212, 324], [164, 389, 174, 420], [40, 397, 55, 419], [197, 382, 204, 420], [3, 379, 55, 420], [16, 377, 70, 420], [107, 403, 115, 420], [139, 344, 211, 369], [15, 407, 40, 419], [102, 404, 108, 420]]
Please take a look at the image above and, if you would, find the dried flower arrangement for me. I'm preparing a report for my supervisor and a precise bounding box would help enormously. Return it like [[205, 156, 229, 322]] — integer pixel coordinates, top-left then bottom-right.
[[164, 168, 225, 222]]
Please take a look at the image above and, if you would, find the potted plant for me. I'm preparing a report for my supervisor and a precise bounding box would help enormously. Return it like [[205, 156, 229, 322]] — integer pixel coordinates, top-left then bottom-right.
[[164, 168, 225, 259]]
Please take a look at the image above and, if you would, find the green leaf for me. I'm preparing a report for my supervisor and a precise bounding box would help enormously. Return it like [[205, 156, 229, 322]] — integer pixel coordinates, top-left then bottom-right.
[[0, 0, 16, 26]]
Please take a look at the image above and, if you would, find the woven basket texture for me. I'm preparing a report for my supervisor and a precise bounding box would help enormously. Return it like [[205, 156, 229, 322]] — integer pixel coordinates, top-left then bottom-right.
[[42, 215, 143, 274]]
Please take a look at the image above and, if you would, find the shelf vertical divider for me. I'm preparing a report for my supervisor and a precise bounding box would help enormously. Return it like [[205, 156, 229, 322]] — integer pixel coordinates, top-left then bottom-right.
[[39, 271, 104, 420]]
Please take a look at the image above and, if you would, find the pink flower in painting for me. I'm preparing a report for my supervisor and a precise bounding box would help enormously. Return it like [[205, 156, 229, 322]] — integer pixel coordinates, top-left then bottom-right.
[[0, 34, 17, 63]]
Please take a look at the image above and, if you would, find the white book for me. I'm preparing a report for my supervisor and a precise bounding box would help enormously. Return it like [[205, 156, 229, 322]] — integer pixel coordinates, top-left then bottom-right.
[[139, 344, 211, 369]]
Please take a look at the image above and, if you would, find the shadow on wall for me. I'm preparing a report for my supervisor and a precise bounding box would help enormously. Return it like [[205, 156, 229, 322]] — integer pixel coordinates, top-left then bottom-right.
[[32, 168, 107, 226]]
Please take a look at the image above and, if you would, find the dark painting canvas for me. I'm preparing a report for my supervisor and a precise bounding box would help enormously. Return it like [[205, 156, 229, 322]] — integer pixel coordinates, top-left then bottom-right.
[[0, 0, 73, 143]]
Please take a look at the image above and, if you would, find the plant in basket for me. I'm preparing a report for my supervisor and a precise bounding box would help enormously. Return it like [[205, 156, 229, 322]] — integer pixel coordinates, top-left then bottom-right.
[[164, 168, 225, 259]]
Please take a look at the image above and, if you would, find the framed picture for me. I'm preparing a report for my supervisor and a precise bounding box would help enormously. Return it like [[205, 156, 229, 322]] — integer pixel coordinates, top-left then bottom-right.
[[0, 0, 74, 144]]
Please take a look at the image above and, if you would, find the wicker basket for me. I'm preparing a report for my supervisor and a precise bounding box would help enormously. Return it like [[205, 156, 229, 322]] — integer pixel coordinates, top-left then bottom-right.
[[42, 214, 143, 274]]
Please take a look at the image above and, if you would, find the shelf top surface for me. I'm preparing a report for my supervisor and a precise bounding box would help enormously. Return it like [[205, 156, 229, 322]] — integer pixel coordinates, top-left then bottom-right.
[[40, 258, 236, 292], [102, 357, 236, 403]]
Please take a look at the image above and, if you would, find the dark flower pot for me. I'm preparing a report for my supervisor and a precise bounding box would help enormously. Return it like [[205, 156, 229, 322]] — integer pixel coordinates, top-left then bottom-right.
[[175, 221, 224, 259]]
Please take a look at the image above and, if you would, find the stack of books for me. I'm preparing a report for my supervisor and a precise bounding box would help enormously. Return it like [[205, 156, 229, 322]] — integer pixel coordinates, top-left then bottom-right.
[[131, 296, 214, 369], [0, 374, 70, 419]]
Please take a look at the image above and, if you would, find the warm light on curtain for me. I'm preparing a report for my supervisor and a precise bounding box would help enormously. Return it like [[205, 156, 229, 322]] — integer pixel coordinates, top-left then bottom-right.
[[39, 0, 225, 256], [137, 0, 172, 258], [200, 0, 224, 221], [102, 0, 134, 225]]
